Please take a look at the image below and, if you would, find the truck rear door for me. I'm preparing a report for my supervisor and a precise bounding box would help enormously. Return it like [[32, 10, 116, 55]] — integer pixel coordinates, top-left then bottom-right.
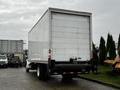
[[51, 12, 91, 61]]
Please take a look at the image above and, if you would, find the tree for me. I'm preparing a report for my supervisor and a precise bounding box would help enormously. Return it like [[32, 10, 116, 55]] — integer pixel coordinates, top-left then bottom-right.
[[109, 40, 116, 59], [99, 37, 107, 65], [91, 42, 98, 73], [92, 42, 98, 61], [117, 34, 120, 50], [92, 42, 96, 52], [106, 33, 111, 53], [108, 35, 116, 59], [92, 42, 99, 64], [106, 33, 116, 59]]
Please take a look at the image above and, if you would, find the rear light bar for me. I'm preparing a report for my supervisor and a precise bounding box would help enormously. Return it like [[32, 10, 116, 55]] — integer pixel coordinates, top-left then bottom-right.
[[48, 49, 51, 61]]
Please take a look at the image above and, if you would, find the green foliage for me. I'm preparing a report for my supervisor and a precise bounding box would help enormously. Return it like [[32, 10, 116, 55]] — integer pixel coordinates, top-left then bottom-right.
[[106, 33, 116, 59], [109, 40, 116, 59], [106, 33, 111, 53], [117, 34, 120, 49], [92, 42, 98, 65], [92, 42, 96, 51], [81, 65, 120, 87], [99, 37, 106, 65], [92, 42, 98, 57]]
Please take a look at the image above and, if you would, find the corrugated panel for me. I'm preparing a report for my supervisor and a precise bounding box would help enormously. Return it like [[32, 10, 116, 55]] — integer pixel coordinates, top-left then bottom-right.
[[0, 40, 23, 54], [28, 11, 49, 61], [2, 40, 8, 53], [17, 41, 23, 53], [51, 13, 91, 61]]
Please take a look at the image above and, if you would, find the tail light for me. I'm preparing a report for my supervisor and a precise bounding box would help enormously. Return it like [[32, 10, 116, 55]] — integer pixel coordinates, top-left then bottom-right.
[[48, 49, 51, 61]]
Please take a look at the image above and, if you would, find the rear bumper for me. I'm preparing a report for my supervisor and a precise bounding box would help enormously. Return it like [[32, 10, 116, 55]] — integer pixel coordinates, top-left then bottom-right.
[[51, 63, 91, 73]]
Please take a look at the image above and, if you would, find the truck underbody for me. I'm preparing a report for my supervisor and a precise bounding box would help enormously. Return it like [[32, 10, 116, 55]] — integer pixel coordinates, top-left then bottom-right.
[[26, 59, 91, 80]]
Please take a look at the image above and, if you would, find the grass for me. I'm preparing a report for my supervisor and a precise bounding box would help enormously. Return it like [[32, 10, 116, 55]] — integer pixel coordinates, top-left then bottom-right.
[[80, 65, 120, 87]]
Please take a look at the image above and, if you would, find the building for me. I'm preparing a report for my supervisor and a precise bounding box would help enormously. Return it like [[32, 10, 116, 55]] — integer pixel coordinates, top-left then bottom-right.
[[0, 40, 23, 61]]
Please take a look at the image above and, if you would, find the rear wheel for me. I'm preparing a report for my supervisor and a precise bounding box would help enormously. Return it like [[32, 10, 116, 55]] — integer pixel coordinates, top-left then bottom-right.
[[37, 66, 40, 79], [37, 64, 49, 80]]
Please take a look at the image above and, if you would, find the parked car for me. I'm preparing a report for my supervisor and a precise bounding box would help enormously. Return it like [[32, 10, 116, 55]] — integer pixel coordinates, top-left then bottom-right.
[[0, 55, 8, 68], [8, 56, 22, 67]]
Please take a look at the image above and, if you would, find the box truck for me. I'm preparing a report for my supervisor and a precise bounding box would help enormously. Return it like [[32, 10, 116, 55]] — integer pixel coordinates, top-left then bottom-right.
[[26, 8, 92, 80]]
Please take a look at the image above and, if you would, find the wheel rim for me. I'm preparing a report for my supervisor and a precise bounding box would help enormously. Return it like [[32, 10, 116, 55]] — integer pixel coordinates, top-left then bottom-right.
[[37, 66, 40, 77]]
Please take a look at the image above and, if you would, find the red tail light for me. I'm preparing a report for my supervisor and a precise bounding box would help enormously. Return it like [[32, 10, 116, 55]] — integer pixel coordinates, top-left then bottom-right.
[[48, 49, 51, 60]]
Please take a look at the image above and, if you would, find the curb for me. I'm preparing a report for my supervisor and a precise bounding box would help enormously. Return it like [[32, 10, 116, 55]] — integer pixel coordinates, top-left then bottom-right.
[[78, 75, 120, 89]]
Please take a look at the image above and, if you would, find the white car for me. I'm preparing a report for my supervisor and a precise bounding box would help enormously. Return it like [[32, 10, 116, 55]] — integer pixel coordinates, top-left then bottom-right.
[[0, 55, 8, 68]]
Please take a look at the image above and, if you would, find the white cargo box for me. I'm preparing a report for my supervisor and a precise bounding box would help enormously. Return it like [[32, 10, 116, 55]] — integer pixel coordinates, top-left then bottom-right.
[[28, 8, 92, 63]]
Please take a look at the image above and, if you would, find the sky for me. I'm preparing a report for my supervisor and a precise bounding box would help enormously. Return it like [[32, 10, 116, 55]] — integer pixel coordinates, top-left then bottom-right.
[[0, 0, 120, 49]]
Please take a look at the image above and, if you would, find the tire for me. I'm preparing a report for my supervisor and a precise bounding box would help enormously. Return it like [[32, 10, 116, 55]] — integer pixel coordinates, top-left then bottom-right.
[[26, 68, 29, 73], [37, 66, 40, 79], [37, 64, 49, 80], [4, 65, 8, 68]]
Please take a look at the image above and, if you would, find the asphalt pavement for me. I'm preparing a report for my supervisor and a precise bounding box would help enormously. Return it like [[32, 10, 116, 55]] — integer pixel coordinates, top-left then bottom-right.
[[0, 67, 119, 90]]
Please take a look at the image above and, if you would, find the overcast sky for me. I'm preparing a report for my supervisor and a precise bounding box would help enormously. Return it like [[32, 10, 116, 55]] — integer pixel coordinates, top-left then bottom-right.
[[0, 0, 120, 49]]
